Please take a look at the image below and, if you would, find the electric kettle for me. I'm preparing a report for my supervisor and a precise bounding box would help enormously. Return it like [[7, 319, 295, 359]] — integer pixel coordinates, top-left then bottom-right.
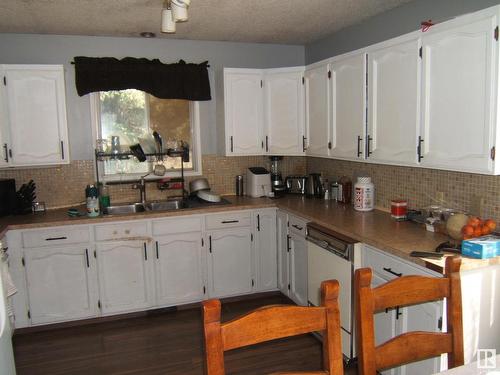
[[306, 173, 322, 197]]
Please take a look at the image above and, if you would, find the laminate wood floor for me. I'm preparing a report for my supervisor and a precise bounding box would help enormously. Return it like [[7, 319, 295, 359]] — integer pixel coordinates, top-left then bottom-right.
[[13, 294, 356, 375]]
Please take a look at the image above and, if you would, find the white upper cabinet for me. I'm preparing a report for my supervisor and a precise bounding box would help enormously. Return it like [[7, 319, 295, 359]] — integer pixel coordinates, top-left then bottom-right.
[[223, 69, 264, 155], [264, 68, 305, 155], [367, 37, 421, 166], [1, 65, 69, 167], [329, 52, 367, 160], [305, 62, 330, 157], [420, 11, 499, 174]]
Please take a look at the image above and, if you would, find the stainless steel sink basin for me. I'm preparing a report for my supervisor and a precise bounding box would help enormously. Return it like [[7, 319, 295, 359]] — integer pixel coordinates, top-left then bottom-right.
[[146, 199, 185, 211], [103, 203, 146, 215]]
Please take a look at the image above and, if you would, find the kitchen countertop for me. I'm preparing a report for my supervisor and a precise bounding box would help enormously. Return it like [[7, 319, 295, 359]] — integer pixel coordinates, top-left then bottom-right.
[[0, 195, 497, 273]]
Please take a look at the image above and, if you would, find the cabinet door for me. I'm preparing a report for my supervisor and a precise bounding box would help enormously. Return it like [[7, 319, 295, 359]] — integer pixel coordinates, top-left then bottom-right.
[[367, 38, 420, 165], [155, 233, 205, 306], [96, 241, 153, 314], [224, 69, 263, 155], [0, 81, 10, 167], [24, 245, 98, 324], [420, 15, 497, 173], [329, 53, 366, 160], [265, 69, 305, 155], [207, 228, 253, 298], [254, 210, 277, 291], [3, 65, 69, 166], [289, 233, 308, 306], [277, 211, 289, 295], [305, 63, 330, 157], [399, 301, 443, 375]]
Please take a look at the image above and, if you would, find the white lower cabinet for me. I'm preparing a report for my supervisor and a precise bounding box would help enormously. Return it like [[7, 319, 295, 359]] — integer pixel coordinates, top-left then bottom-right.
[[278, 210, 308, 306], [24, 245, 99, 325], [362, 245, 443, 375], [207, 228, 254, 298], [154, 233, 206, 306], [253, 209, 277, 292], [96, 240, 154, 314]]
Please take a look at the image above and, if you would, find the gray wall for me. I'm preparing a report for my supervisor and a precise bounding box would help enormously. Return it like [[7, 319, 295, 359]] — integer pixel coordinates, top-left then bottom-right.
[[0, 34, 304, 160], [306, 0, 500, 64]]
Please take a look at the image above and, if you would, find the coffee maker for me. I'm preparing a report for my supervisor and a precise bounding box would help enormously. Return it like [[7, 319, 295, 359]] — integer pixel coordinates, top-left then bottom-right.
[[269, 156, 286, 197]]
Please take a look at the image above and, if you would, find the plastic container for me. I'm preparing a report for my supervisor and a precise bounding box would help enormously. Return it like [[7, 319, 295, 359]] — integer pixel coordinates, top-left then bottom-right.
[[391, 199, 407, 220], [85, 184, 100, 217], [353, 177, 374, 211]]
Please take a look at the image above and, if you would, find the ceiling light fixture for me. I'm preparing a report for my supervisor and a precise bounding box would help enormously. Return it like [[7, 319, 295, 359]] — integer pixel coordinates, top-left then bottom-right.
[[161, 0, 190, 33]]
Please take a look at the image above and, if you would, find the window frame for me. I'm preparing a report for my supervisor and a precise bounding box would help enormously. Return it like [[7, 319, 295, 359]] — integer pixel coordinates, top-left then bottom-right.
[[90, 91, 202, 182]]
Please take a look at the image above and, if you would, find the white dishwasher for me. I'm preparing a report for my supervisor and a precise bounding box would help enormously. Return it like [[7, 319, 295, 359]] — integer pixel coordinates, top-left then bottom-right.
[[306, 222, 359, 363]]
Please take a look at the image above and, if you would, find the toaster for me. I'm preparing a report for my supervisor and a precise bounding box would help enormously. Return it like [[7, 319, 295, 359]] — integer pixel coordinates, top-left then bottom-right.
[[285, 176, 307, 195]]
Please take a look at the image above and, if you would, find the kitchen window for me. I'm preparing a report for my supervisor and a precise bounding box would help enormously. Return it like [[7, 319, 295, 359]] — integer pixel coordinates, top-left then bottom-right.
[[91, 89, 202, 181]]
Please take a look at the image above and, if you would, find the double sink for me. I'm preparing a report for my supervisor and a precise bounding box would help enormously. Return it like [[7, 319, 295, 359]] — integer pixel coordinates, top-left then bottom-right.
[[103, 200, 185, 215]]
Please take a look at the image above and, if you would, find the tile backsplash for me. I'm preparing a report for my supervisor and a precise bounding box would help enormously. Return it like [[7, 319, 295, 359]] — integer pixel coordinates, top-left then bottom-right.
[[307, 157, 500, 223], [0, 155, 498, 224], [0, 155, 306, 209]]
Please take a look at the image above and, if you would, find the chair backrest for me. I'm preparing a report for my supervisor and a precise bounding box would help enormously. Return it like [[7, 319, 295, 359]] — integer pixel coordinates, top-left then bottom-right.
[[355, 255, 464, 375], [202, 279, 344, 375]]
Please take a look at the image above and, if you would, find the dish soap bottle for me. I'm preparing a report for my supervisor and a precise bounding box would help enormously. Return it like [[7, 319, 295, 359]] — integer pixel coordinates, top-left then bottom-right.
[[86, 184, 100, 217], [99, 183, 111, 209]]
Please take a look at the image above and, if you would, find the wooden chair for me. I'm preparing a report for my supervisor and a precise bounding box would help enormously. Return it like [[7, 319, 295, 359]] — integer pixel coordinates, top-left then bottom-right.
[[202, 279, 344, 375], [355, 255, 464, 375]]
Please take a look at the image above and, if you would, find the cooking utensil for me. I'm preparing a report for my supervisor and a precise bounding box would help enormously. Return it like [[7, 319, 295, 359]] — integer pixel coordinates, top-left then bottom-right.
[[153, 131, 163, 161], [197, 190, 221, 203], [410, 251, 444, 258], [189, 178, 210, 194]]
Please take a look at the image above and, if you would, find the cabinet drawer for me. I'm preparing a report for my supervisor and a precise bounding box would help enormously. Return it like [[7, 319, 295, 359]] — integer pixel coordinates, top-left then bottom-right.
[[95, 221, 148, 241], [289, 215, 308, 237], [152, 216, 202, 236], [362, 245, 438, 281], [205, 211, 252, 230], [22, 226, 90, 248]]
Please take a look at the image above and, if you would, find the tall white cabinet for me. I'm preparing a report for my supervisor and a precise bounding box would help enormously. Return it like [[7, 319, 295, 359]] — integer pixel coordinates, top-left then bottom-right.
[[264, 68, 305, 155], [420, 13, 498, 174], [223, 69, 264, 155], [0, 65, 69, 166], [305, 62, 330, 157], [329, 53, 366, 160], [367, 37, 420, 166]]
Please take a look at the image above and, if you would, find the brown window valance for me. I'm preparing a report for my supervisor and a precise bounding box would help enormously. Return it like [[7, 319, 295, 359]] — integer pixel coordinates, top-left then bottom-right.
[[73, 56, 211, 101]]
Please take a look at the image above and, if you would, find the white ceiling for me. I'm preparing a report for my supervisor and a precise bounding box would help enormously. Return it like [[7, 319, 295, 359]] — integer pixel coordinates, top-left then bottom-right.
[[0, 0, 414, 45]]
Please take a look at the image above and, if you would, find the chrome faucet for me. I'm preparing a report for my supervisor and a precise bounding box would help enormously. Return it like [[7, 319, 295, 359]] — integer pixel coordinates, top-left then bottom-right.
[[132, 173, 149, 205]]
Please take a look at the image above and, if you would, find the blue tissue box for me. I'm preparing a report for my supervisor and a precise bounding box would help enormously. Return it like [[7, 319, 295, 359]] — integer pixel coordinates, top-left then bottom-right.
[[462, 235, 500, 259]]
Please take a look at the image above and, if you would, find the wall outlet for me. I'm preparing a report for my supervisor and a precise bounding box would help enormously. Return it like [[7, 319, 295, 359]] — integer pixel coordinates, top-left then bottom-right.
[[470, 195, 485, 217], [436, 191, 445, 202]]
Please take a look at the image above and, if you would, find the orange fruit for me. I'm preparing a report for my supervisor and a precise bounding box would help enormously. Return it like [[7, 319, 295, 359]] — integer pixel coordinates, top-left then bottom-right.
[[462, 225, 474, 236], [467, 217, 481, 228], [473, 227, 483, 237], [485, 219, 497, 231], [480, 225, 491, 236]]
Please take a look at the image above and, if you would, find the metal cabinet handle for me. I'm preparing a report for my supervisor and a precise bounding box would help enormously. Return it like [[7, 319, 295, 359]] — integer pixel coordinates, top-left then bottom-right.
[[286, 235, 290, 252], [143, 243, 147, 261], [60, 141, 65, 160], [230, 136, 234, 152], [292, 224, 303, 231], [257, 214, 260, 231], [357, 136, 363, 157], [3, 144, 8, 163], [85, 249, 90, 268], [302, 136, 307, 152], [209, 235, 212, 253], [417, 136, 424, 162], [367, 135, 373, 157], [265, 136, 269, 152], [221, 220, 239, 224], [45, 236, 67, 241], [155, 241, 159, 259], [383, 267, 402, 277]]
